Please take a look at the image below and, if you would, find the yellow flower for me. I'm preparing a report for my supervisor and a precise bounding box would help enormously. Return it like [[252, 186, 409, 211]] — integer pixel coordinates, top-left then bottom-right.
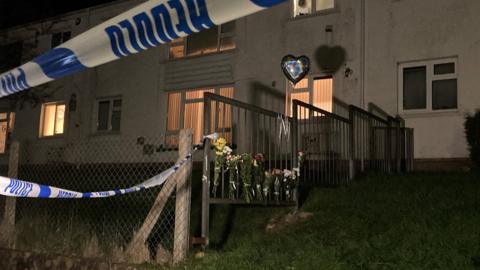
[[214, 138, 227, 152]]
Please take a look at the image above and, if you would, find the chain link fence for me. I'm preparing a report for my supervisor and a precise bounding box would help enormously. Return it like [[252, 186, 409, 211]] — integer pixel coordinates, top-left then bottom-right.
[[0, 130, 194, 265]]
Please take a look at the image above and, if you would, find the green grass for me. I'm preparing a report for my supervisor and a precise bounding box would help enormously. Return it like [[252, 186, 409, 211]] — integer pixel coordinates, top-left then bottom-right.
[[174, 172, 480, 270]]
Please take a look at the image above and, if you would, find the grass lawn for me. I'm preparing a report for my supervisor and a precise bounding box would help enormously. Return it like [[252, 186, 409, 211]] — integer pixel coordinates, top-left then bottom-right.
[[171, 172, 480, 270]]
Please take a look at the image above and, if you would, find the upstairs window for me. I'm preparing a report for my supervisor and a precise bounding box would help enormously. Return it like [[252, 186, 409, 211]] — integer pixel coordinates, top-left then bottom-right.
[[40, 102, 65, 137], [0, 42, 23, 72], [51, 31, 72, 48], [399, 58, 458, 113], [294, 0, 335, 17], [169, 22, 236, 60], [96, 97, 122, 132]]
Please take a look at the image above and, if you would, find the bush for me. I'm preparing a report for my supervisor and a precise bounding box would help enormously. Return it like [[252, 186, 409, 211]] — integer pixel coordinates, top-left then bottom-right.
[[465, 110, 480, 168]]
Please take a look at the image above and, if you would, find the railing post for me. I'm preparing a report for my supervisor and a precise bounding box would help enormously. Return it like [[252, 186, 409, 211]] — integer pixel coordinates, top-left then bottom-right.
[[386, 118, 393, 174], [292, 101, 299, 210], [0, 141, 19, 248], [395, 118, 402, 173], [201, 95, 211, 245], [348, 106, 355, 181], [173, 129, 193, 264]]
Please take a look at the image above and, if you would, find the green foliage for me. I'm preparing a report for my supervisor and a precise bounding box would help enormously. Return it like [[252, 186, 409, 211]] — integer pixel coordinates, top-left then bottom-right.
[[465, 111, 480, 168], [175, 173, 480, 270]]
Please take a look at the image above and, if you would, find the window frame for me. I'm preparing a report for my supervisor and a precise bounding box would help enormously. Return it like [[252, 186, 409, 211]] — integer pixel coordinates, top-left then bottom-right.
[[291, 0, 337, 19], [94, 96, 123, 134], [286, 75, 334, 116], [51, 31, 72, 48], [0, 111, 15, 154], [398, 57, 458, 115], [165, 85, 234, 145], [168, 22, 236, 60], [39, 101, 66, 138]]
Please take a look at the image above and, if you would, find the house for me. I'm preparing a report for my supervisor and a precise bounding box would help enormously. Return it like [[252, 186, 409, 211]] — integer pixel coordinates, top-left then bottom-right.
[[0, 0, 476, 169]]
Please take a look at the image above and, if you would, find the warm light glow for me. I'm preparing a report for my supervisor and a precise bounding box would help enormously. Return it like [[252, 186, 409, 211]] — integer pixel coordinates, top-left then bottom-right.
[[186, 89, 214, 100], [0, 121, 7, 154], [184, 102, 205, 144], [167, 93, 181, 131], [288, 77, 333, 118], [41, 103, 65, 137], [313, 77, 333, 112], [294, 78, 309, 89], [167, 87, 234, 145], [55, 105, 65, 135], [291, 92, 309, 119], [8, 112, 15, 131]]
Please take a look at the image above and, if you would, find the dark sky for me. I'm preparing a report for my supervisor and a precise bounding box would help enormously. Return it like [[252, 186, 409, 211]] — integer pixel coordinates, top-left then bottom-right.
[[0, 0, 118, 30]]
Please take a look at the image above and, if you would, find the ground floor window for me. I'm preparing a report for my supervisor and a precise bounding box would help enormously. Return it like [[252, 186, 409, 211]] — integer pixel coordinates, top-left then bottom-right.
[[39, 102, 65, 137], [96, 97, 122, 132], [287, 76, 333, 119], [166, 86, 234, 145], [399, 57, 458, 113], [0, 112, 14, 153]]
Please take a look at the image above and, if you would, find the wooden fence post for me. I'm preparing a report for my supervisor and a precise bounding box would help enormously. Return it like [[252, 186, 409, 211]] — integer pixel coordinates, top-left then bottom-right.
[[0, 141, 19, 248], [173, 129, 193, 264]]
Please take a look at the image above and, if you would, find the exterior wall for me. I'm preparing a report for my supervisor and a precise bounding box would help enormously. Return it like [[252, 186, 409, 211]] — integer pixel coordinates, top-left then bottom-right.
[[0, 0, 477, 161], [365, 0, 480, 159]]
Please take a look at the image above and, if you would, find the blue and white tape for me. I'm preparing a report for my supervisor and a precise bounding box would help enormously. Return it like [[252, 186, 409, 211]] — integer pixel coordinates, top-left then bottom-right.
[[0, 0, 286, 97], [0, 133, 219, 199], [0, 152, 192, 199]]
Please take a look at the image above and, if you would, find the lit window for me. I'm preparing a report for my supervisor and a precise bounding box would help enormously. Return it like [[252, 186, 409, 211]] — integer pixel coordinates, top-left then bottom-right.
[[294, 0, 335, 17], [51, 31, 72, 48], [40, 102, 65, 137], [169, 22, 236, 60], [287, 77, 333, 118], [0, 112, 15, 154], [166, 86, 234, 144], [399, 58, 457, 112], [96, 97, 122, 132]]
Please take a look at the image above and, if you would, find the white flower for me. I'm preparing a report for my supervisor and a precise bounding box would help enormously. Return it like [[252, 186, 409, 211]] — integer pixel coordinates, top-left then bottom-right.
[[223, 146, 233, 155], [283, 169, 292, 178]]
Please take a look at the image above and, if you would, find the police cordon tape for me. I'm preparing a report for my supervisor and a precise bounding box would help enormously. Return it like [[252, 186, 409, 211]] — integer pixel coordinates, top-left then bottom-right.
[[0, 0, 287, 98], [0, 133, 218, 199]]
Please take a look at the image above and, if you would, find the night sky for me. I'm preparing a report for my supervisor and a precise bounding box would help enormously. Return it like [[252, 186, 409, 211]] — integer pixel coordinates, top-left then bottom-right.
[[0, 0, 118, 30]]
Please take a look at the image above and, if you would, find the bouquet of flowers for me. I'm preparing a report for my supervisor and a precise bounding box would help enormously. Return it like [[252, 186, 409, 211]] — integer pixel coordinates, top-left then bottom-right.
[[263, 171, 274, 201], [212, 138, 227, 197], [272, 169, 283, 204], [226, 152, 241, 199], [253, 153, 265, 201], [240, 153, 254, 203], [283, 169, 294, 200]]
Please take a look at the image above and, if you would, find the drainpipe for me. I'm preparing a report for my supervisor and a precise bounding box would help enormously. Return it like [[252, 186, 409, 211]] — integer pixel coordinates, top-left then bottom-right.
[[360, 0, 366, 108]]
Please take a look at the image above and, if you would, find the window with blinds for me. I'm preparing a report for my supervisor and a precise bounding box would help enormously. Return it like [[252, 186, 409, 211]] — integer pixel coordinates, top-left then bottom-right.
[[287, 77, 333, 118], [39, 102, 65, 137], [166, 86, 234, 145]]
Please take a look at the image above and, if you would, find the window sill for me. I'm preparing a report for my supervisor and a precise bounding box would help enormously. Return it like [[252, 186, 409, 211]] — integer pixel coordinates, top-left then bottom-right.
[[38, 135, 65, 140], [90, 131, 122, 137], [166, 49, 237, 63], [399, 109, 462, 119], [289, 8, 339, 22]]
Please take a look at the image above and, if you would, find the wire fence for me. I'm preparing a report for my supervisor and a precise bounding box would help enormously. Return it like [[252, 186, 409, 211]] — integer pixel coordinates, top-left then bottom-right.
[[0, 131, 194, 265]]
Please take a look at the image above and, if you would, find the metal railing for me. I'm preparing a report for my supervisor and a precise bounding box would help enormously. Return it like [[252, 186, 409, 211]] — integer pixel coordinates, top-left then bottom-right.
[[201, 93, 296, 242], [292, 100, 351, 187]]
